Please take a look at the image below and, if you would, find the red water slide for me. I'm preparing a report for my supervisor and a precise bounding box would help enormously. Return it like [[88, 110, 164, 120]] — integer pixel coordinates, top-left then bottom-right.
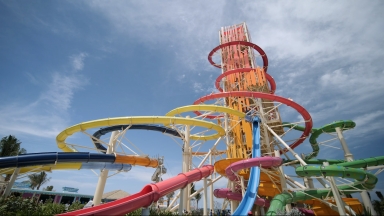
[[59, 165, 214, 216]]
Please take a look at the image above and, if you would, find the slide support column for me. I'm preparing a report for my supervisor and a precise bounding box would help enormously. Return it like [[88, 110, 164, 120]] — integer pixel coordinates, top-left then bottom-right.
[[2, 167, 20, 197], [274, 150, 291, 212], [203, 177, 208, 215], [182, 116, 191, 212], [335, 127, 353, 162], [335, 127, 376, 214], [93, 131, 118, 206], [323, 162, 346, 215]]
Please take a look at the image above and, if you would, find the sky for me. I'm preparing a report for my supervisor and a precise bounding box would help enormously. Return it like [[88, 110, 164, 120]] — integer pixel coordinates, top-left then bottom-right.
[[1, 0, 384, 206]]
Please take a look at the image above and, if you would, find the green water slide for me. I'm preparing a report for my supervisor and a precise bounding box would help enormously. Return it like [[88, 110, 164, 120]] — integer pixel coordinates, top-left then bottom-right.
[[283, 120, 356, 160], [266, 156, 384, 215]]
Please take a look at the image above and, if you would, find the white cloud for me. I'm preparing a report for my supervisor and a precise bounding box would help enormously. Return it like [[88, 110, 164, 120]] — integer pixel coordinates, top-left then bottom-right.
[[70, 52, 88, 71], [0, 54, 87, 138], [193, 82, 204, 93], [40, 72, 84, 111]]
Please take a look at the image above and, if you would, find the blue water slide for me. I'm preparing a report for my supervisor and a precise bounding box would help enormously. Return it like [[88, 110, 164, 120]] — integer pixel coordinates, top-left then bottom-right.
[[233, 116, 261, 215], [92, 125, 182, 153], [0, 152, 119, 169]]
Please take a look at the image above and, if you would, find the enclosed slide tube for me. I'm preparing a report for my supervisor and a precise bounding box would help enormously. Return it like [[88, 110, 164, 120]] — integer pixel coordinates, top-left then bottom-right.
[[283, 120, 356, 160], [214, 156, 282, 206], [0, 152, 158, 170], [92, 125, 182, 153], [266, 156, 384, 215], [230, 116, 262, 215], [59, 165, 214, 216]]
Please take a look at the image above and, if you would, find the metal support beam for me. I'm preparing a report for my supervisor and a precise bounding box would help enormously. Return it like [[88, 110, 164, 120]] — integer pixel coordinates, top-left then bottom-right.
[[323, 162, 346, 215], [2, 167, 20, 197], [93, 131, 118, 206]]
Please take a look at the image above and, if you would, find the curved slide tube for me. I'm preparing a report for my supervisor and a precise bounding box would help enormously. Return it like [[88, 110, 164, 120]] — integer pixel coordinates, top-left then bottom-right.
[[283, 120, 356, 160], [58, 165, 214, 216], [1, 163, 131, 175], [0, 151, 165, 170], [193, 91, 312, 151], [92, 124, 182, 153], [214, 189, 314, 216], [214, 188, 270, 207], [266, 156, 384, 215], [57, 116, 225, 153]]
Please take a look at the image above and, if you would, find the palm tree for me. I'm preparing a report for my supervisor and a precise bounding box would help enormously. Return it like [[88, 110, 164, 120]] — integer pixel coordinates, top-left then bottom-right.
[[166, 191, 174, 207], [195, 192, 202, 209], [28, 172, 51, 190], [372, 200, 382, 216], [43, 185, 54, 191], [0, 135, 26, 181], [190, 184, 202, 210]]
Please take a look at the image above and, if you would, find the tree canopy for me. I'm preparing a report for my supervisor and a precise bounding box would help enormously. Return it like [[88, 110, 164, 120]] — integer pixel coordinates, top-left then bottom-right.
[[0, 135, 26, 157], [28, 172, 51, 190], [1, 135, 26, 181]]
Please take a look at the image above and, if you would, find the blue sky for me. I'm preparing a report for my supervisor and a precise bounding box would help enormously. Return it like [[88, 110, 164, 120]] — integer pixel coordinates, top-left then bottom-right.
[[1, 0, 384, 204]]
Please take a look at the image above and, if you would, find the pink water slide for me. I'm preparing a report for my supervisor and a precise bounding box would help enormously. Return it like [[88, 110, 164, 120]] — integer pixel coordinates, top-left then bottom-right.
[[214, 156, 281, 206], [59, 165, 214, 216]]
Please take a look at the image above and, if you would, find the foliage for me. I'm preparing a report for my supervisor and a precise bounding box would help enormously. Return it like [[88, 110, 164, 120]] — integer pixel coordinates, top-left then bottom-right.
[[43, 185, 54, 191], [40, 198, 65, 215], [0, 135, 26, 181], [0, 195, 85, 216], [68, 200, 85, 212], [28, 171, 51, 190], [125, 207, 178, 216], [0, 195, 41, 216], [276, 207, 305, 216], [377, 191, 384, 201], [371, 199, 384, 216], [0, 135, 26, 157], [165, 191, 174, 207], [190, 184, 202, 209]]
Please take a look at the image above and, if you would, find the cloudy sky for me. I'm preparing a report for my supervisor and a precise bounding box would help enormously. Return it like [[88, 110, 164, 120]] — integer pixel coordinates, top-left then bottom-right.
[[1, 0, 384, 204]]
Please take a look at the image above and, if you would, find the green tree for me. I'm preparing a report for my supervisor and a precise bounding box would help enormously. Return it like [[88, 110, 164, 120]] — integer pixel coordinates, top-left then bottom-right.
[[377, 191, 384, 201], [28, 172, 51, 190], [43, 185, 54, 191], [165, 191, 174, 207], [190, 184, 201, 210], [0, 135, 26, 181]]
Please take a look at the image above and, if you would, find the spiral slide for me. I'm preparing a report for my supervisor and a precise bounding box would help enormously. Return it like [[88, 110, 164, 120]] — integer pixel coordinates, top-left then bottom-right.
[[58, 165, 214, 216], [283, 120, 356, 160], [266, 156, 384, 215]]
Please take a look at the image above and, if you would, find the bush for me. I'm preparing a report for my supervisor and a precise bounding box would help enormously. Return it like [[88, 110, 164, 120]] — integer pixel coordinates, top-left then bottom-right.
[[0, 195, 42, 216]]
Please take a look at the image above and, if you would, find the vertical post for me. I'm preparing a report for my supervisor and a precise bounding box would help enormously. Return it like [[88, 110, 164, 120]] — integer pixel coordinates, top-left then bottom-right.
[[230, 181, 238, 212], [209, 154, 214, 212], [93, 131, 118, 206], [203, 177, 208, 215], [179, 189, 184, 215], [2, 167, 20, 197], [323, 162, 346, 215], [240, 176, 245, 196], [361, 190, 376, 215], [335, 127, 376, 215], [182, 116, 191, 212], [335, 127, 354, 162], [274, 150, 291, 212]]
